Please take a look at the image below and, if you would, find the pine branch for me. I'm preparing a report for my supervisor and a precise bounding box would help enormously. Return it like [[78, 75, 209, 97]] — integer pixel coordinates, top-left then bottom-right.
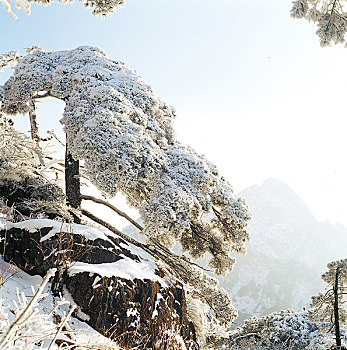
[[31, 91, 52, 99], [312, 288, 334, 313], [81, 208, 211, 274], [81, 194, 143, 231], [80, 198, 212, 273]]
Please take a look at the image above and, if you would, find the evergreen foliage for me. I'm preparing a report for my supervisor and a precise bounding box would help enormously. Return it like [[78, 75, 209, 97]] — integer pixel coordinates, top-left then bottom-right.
[[291, 0, 347, 47], [0, 47, 251, 333], [0, 46, 251, 278], [309, 258, 347, 347], [228, 310, 328, 349], [0, 114, 70, 220], [1, 0, 124, 19]]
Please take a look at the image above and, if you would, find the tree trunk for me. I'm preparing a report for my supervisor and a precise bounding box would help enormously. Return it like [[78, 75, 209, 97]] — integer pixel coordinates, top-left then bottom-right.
[[65, 139, 81, 223], [334, 266, 341, 348], [28, 100, 44, 165]]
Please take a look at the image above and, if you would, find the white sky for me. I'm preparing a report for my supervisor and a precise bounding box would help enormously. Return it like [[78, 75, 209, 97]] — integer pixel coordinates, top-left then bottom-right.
[[1, 0, 347, 227]]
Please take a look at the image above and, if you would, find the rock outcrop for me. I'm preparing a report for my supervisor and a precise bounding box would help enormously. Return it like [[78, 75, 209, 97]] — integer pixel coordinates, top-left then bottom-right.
[[0, 219, 198, 349]]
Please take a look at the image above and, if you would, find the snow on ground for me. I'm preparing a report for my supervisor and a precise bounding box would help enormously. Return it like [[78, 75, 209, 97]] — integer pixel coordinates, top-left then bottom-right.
[[2, 218, 114, 243], [0, 218, 176, 348], [0, 257, 121, 349], [69, 257, 165, 286]]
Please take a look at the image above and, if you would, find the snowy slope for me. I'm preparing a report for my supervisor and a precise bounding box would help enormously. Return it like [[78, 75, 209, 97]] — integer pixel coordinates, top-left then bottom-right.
[[220, 178, 347, 324], [0, 257, 119, 349], [0, 217, 194, 349]]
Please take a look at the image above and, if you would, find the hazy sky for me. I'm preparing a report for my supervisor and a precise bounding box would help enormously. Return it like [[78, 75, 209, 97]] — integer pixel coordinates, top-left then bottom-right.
[[1, 0, 347, 227]]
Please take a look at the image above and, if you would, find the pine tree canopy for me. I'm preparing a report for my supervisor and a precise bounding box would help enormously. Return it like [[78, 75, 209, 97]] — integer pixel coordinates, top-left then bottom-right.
[[291, 0, 347, 47], [0, 46, 251, 277]]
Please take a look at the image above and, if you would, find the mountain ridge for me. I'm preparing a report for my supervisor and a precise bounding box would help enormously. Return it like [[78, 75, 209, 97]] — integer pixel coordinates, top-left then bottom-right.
[[221, 178, 347, 324]]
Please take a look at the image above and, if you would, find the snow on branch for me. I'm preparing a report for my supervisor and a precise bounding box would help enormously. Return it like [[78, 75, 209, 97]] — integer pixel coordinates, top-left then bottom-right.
[[2, 0, 125, 19], [0, 46, 251, 277], [0, 51, 21, 72], [0, 114, 43, 181], [229, 310, 329, 349], [1, 0, 30, 20], [291, 0, 347, 47], [0, 269, 120, 349]]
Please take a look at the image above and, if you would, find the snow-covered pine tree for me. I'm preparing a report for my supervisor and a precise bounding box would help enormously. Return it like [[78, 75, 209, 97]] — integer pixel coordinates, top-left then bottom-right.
[[309, 258, 347, 348], [0, 46, 251, 332], [1, 50, 82, 220], [227, 310, 327, 349], [290, 0, 347, 47], [0, 113, 70, 219]]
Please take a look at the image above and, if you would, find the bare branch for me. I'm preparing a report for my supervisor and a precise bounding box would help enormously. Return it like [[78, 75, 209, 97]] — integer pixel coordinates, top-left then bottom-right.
[[47, 130, 65, 146], [31, 92, 52, 100], [81, 194, 143, 231], [81, 208, 211, 274], [47, 305, 77, 350]]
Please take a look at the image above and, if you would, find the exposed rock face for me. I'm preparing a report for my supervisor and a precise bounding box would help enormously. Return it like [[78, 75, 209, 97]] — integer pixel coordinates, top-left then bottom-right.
[[66, 272, 195, 348], [0, 220, 198, 349]]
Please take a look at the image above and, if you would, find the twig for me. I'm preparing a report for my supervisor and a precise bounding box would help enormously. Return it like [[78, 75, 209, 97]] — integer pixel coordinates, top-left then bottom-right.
[[47, 305, 77, 350], [81, 209, 211, 274], [47, 130, 65, 146], [0, 269, 56, 348]]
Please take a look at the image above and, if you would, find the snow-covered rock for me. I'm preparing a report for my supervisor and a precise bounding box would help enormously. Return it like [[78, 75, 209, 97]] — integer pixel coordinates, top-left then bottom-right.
[[0, 259, 120, 349], [0, 219, 198, 349]]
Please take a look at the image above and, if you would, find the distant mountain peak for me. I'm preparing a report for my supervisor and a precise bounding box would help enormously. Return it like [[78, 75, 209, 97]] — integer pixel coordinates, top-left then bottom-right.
[[263, 177, 292, 188], [221, 178, 347, 323], [240, 178, 316, 226]]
